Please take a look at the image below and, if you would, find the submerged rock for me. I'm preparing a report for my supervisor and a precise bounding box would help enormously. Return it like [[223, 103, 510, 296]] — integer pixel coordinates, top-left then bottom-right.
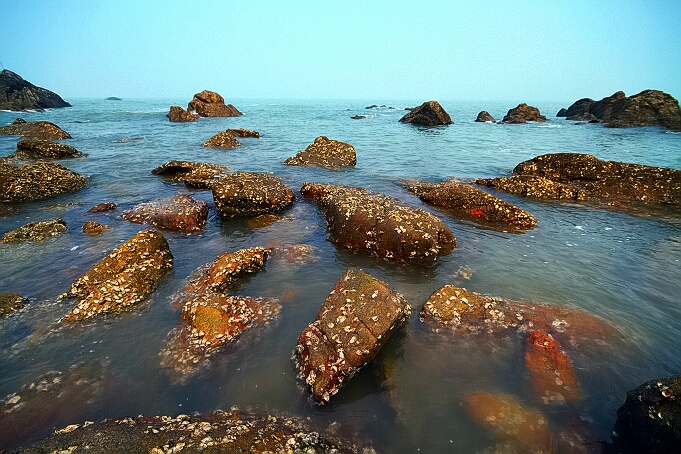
[[14, 139, 85, 160], [0, 118, 71, 140], [399, 100, 453, 126], [525, 330, 581, 404], [475, 111, 495, 122], [1, 218, 67, 243], [404, 180, 537, 229], [226, 128, 260, 138], [295, 268, 411, 403], [211, 172, 295, 218], [0, 162, 87, 203], [122, 194, 209, 233], [166, 105, 198, 122], [187, 90, 243, 117], [151, 160, 230, 189], [501, 103, 547, 123], [88, 202, 116, 212], [60, 229, 173, 323], [0, 202, 16, 217], [301, 182, 456, 263], [0, 293, 27, 317], [82, 221, 109, 235], [0, 69, 71, 111], [283, 136, 357, 167]]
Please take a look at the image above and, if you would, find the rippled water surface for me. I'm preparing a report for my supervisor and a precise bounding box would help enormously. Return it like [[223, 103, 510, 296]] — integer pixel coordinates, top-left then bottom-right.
[[1, 99, 680, 451]]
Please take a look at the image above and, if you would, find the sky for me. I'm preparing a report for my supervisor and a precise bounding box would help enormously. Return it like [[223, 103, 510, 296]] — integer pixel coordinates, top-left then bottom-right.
[[1, 1, 680, 102]]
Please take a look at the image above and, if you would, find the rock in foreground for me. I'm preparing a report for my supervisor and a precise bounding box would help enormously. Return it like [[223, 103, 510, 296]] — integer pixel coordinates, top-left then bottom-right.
[[0, 118, 71, 140], [1, 162, 87, 203], [283, 136, 357, 167], [187, 90, 242, 117], [0, 69, 71, 111], [301, 182, 456, 263], [166, 106, 198, 122], [296, 268, 411, 403], [399, 100, 453, 126], [502, 103, 547, 123], [60, 230, 173, 323], [1, 218, 67, 243], [404, 180, 537, 229], [122, 194, 209, 233], [212, 172, 295, 218]]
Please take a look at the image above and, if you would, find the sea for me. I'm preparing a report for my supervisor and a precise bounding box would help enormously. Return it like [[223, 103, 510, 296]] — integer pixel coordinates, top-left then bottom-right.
[[1, 98, 680, 452]]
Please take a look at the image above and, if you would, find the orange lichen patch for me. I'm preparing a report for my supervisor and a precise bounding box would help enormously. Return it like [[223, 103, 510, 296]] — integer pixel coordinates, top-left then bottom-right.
[[525, 331, 581, 404], [463, 392, 551, 452], [247, 214, 282, 229], [82, 221, 109, 235]]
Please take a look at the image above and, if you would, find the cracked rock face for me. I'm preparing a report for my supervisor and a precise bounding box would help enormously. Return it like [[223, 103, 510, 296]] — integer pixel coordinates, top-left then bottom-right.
[[122, 194, 209, 233], [283, 136, 356, 167], [211, 172, 295, 218], [1, 218, 67, 243], [399, 100, 453, 126], [0, 162, 87, 203], [301, 182, 456, 263], [295, 268, 411, 403]]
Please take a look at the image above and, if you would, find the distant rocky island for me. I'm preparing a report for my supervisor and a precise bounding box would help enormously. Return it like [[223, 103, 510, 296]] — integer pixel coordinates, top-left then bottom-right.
[[0, 69, 71, 111]]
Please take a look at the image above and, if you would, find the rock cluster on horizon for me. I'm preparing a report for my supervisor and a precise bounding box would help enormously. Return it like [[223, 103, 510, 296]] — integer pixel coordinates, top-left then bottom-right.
[[0, 69, 71, 111]]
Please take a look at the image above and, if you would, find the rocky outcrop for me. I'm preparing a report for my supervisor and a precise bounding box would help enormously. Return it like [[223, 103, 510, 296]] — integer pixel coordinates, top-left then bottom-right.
[[59, 230, 173, 323], [14, 140, 84, 160], [88, 202, 116, 212], [166, 106, 198, 122], [301, 182, 456, 263], [211, 172, 295, 218], [502, 103, 547, 123], [556, 108, 568, 117], [0, 118, 71, 140], [1, 162, 87, 203], [1, 218, 67, 243], [404, 180, 537, 229], [605, 373, 681, 454], [202, 128, 260, 149], [187, 90, 243, 117], [283, 136, 357, 167], [151, 160, 230, 189], [82, 221, 109, 235], [122, 194, 209, 233], [0, 69, 71, 111], [0, 293, 27, 317], [525, 330, 581, 404], [399, 100, 453, 126], [295, 268, 411, 403], [476, 153, 681, 207], [560, 90, 681, 130], [475, 111, 495, 122]]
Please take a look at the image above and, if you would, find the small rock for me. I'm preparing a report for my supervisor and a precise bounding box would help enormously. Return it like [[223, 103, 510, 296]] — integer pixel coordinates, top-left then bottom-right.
[[122, 194, 209, 233], [1, 218, 67, 243], [82, 221, 109, 235], [283, 136, 356, 167], [475, 111, 495, 123], [88, 202, 116, 213]]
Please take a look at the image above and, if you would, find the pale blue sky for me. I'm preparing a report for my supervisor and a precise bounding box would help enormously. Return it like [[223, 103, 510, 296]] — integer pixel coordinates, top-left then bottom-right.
[[1, 1, 680, 102]]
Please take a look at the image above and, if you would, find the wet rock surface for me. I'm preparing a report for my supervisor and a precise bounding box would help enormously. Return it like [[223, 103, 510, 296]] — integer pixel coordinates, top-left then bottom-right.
[[0, 69, 71, 111], [88, 202, 116, 212], [0, 118, 71, 140], [166, 105, 199, 122], [0, 293, 27, 317], [476, 153, 681, 207], [283, 135, 357, 167], [476, 111, 496, 122], [211, 172, 295, 218], [502, 103, 547, 123], [605, 373, 681, 454], [82, 220, 109, 235], [399, 100, 453, 126], [295, 268, 411, 403], [59, 229, 173, 323], [203, 128, 260, 149], [187, 90, 243, 117], [151, 160, 230, 189], [0, 161, 87, 203], [560, 90, 681, 130], [20, 407, 375, 453], [1, 218, 67, 243], [122, 194, 209, 233], [404, 180, 537, 229], [301, 182, 456, 263], [13, 139, 85, 160], [525, 330, 581, 404], [0, 202, 16, 217]]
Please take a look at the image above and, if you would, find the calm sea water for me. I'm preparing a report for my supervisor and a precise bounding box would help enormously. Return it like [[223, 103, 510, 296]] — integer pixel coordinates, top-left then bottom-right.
[[1, 99, 680, 452]]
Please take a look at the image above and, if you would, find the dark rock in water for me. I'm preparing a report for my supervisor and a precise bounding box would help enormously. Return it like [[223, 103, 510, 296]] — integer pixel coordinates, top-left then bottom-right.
[[106, 97, 122, 101], [212, 172, 295, 218], [365, 104, 379, 109], [122, 194, 209, 233], [404, 180, 537, 229], [560, 90, 681, 130], [227, 127, 260, 138], [15, 139, 85, 160], [0, 118, 71, 140], [502, 103, 547, 123], [525, 330, 581, 404], [82, 221, 109, 235], [476, 153, 681, 207], [152, 160, 230, 189], [1, 162, 87, 203], [301, 182, 456, 263], [1, 218, 67, 243], [187, 90, 243, 117], [0, 293, 27, 317], [556, 108, 568, 117], [475, 111, 495, 122], [351, 115, 368, 119], [20, 408, 375, 453], [399, 100, 453, 126], [295, 268, 411, 403], [166, 105, 198, 122], [88, 202, 116, 212], [605, 373, 681, 454], [0, 202, 16, 217], [59, 229, 173, 323], [0, 69, 71, 111], [283, 136, 357, 167]]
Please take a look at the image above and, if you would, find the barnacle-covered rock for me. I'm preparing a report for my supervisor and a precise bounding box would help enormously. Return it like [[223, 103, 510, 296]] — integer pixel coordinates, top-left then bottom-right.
[[14, 140, 85, 160], [399, 100, 453, 126], [202, 128, 260, 149], [0, 118, 71, 140], [301, 182, 456, 263], [501, 103, 547, 123], [166, 105, 198, 122], [0, 162, 87, 203], [82, 221, 109, 235], [295, 268, 411, 403], [211, 172, 295, 218], [476, 174, 586, 200], [151, 160, 230, 189], [283, 136, 356, 167], [122, 194, 209, 233], [60, 229, 173, 323], [0, 293, 27, 317], [525, 330, 581, 404], [1, 218, 67, 243], [404, 180, 537, 229], [187, 90, 242, 117]]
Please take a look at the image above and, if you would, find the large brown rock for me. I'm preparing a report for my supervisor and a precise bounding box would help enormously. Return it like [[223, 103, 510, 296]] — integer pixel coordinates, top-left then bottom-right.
[[211, 172, 295, 218], [0, 293, 27, 317], [301, 182, 456, 263], [476, 153, 681, 207], [525, 330, 581, 404], [1, 218, 67, 243], [561, 89, 681, 130], [502, 103, 547, 123], [187, 90, 243, 117], [295, 268, 411, 403], [0, 162, 87, 203], [0, 118, 71, 140], [60, 230, 173, 323], [283, 136, 357, 167], [151, 160, 230, 189], [14, 140, 85, 160], [399, 100, 453, 126], [0, 69, 71, 111], [166, 106, 198, 122], [475, 111, 495, 122], [122, 194, 209, 233], [404, 180, 537, 229]]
